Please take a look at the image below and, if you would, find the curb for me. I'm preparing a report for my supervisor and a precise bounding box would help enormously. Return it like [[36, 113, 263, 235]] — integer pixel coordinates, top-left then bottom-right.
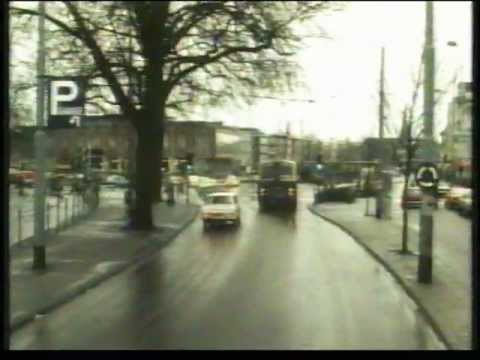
[[307, 204, 453, 350], [10, 206, 200, 333]]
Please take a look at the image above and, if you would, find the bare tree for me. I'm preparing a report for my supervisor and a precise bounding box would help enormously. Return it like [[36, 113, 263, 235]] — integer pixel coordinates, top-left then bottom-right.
[[396, 48, 456, 254], [10, 1, 341, 230]]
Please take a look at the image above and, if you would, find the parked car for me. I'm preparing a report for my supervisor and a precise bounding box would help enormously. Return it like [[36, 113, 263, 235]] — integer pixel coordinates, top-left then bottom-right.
[[445, 187, 471, 210], [315, 183, 356, 204], [104, 174, 129, 188], [15, 170, 36, 187], [437, 181, 451, 198], [457, 193, 472, 217], [168, 174, 184, 185], [402, 185, 440, 209], [401, 187, 423, 209], [223, 174, 240, 187], [201, 192, 241, 229], [9, 168, 22, 185], [188, 175, 200, 187]]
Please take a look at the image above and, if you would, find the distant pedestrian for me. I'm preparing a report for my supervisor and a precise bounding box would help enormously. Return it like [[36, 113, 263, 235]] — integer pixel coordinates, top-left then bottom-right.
[[92, 181, 100, 208], [50, 176, 64, 199], [166, 180, 175, 205], [17, 177, 25, 196], [125, 181, 136, 226], [72, 179, 83, 194]]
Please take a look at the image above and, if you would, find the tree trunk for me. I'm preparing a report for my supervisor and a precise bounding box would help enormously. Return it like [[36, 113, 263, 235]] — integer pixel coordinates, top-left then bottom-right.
[[131, 74, 167, 228], [132, 122, 158, 230]]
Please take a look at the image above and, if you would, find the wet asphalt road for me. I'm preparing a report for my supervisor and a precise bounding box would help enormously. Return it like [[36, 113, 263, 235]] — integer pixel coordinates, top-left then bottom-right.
[[10, 184, 445, 350]]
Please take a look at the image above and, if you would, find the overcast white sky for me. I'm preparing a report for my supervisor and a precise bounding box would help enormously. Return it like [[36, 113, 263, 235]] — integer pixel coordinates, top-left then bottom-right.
[[203, 1, 472, 142], [12, 1, 471, 142]]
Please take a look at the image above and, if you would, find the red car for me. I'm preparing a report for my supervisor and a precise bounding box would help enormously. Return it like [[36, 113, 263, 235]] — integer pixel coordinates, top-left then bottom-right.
[[401, 187, 422, 209], [9, 167, 38, 186], [401, 187, 438, 209]]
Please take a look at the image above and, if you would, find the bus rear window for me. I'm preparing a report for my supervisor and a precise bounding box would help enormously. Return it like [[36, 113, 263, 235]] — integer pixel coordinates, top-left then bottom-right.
[[260, 163, 295, 178]]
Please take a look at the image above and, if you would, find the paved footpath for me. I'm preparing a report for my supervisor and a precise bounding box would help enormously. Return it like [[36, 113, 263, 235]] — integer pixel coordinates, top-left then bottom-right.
[[9, 196, 199, 333], [309, 199, 472, 350]]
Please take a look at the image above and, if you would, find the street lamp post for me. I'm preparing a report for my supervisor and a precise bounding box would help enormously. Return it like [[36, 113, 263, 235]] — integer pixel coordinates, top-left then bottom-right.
[[417, 1, 437, 284], [376, 46, 388, 220], [33, 1, 48, 270]]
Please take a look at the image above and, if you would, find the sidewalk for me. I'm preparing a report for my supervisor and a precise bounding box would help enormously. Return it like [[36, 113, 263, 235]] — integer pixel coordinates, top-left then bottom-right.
[[9, 196, 199, 332], [309, 199, 471, 350]]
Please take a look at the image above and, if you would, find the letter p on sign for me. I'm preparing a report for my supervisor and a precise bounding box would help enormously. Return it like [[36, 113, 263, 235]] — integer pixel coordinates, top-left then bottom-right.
[[50, 80, 79, 115]]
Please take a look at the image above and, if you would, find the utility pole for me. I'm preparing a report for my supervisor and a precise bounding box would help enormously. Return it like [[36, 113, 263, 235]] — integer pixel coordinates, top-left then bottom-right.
[[401, 108, 412, 253], [376, 46, 386, 219], [33, 1, 47, 270], [418, 1, 436, 284], [379, 47, 385, 140]]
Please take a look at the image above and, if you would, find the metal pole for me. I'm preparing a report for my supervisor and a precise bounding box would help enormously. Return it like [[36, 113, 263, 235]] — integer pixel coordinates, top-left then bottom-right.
[[379, 47, 385, 139], [67, 195, 73, 225], [46, 204, 50, 232], [376, 47, 386, 219], [33, 1, 47, 270], [81, 191, 85, 214], [18, 209, 23, 245], [401, 110, 411, 253], [66, 198, 70, 226], [418, 1, 435, 284], [56, 197, 60, 233], [64, 198, 68, 228]]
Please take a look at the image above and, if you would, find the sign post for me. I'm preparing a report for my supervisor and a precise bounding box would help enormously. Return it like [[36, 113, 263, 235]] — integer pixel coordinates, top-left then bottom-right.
[[33, 1, 47, 270], [33, 130, 48, 269], [415, 162, 439, 283], [32, 75, 86, 270]]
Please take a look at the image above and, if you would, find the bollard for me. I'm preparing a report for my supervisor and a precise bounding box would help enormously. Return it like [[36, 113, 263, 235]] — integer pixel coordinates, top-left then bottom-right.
[[70, 197, 74, 224], [64, 198, 68, 228], [66, 198, 70, 226], [167, 183, 175, 205], [46, 204, 50, 231], [72, 195, 77, 220], [56, 197, 61, 233], [18, 209, 23, 245]]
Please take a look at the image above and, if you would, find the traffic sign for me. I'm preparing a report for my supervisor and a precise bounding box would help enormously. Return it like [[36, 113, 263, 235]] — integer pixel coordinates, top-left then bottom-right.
[[47, 76, 86, 129], [415, 162, 439, 189]]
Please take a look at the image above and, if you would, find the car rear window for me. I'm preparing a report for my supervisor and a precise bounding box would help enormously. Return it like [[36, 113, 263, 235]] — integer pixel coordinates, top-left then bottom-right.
[[207, 195, 234, 204], [407, 188, 421, 195]]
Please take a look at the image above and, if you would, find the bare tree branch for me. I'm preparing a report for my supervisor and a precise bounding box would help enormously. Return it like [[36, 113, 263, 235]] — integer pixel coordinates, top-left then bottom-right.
[[63, 1, 136, 118]]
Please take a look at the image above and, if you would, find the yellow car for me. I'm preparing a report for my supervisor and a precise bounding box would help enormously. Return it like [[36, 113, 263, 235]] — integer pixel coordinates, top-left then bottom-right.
[[445, 187, 471, 210]]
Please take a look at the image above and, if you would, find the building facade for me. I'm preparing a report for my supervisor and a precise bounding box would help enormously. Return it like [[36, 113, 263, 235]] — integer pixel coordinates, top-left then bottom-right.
[[362, 137, 399, 167], [441, 82, 472, 168], [215, 125, 263, 172], [10, 117, 264, 175], [164, 120, 218, 160]]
